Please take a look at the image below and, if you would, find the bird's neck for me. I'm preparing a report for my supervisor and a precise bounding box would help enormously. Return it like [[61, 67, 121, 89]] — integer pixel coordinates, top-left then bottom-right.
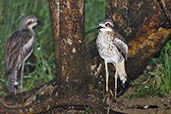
[[100, 31, 114, 35], [19, 26, 34, 34], [28, 27, 34, 34]]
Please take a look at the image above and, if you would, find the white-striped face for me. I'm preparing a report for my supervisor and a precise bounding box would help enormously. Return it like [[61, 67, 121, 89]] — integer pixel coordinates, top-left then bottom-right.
[[97, 19, 114, 32], [26, 18, 38, 30], [19, 15, 38, 30]]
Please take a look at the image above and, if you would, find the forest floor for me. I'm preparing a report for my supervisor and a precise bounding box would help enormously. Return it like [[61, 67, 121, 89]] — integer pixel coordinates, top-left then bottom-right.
[[43, 81, 171, 113], [110, 87, 171, 114], [42, 87, 171, 114], [42, 63, 171, 114], [41, 87, 171, 114], [41, 76, 171, 114]]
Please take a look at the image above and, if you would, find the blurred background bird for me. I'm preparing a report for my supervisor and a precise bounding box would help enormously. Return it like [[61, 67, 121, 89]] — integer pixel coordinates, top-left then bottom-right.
[[96, 19, 128, 99], [5, 15, 38, 94]]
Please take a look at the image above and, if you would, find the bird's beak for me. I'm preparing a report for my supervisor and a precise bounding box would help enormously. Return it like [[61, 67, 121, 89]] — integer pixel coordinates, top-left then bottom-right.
[[96, 26, 104, 30]]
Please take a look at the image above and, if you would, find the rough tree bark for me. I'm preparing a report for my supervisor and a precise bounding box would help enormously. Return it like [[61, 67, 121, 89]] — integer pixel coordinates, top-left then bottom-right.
[[50, 0, 88, 96], [0, 0, 170, 113]]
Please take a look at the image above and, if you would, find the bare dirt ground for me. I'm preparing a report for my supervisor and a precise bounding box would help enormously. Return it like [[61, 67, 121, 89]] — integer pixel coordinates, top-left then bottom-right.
[[110, 87, 171, 114], [42, 87, 171, 114], [42, 65, 171, 114], [42, 70, 171, 114]]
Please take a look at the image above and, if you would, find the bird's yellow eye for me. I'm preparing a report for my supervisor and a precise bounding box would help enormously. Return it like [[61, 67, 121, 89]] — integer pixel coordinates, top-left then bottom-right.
[[105, 23, 110, 27]]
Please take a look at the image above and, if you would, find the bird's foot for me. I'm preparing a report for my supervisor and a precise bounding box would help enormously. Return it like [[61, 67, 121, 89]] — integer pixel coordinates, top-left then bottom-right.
[[121, 80, 128, 89], [14, 81, 19, 95], [121, 83, 126, 88], [103, 90, 115, 114], [104, 90, 125, 114], [14, 81, 19, 87]]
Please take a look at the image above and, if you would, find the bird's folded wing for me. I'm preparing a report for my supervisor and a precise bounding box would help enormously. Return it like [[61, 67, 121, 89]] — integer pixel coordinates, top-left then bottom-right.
[[5, 30, 33, 73], [20, 30, 34, 59], [113, 37, 128, 60]]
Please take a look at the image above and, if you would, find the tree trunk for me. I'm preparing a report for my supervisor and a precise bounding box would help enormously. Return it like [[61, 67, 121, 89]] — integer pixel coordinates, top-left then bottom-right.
[[0, 0, 170, 113], [50, 0, 88, 96]]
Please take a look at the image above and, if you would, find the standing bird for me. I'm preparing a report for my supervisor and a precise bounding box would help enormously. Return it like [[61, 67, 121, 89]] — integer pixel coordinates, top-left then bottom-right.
[[96, 19, 128, 98], [5, 15, 38, 94]]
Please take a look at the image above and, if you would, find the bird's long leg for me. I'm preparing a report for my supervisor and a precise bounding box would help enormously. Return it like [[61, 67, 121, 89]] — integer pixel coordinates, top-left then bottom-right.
[[104, 61, 111, 114], [14, 70, 18, 95], [20, 62, 25, 93], [14, 88, 16, 95], [114, 64, 118, 99], [104, 61, 109, 93]]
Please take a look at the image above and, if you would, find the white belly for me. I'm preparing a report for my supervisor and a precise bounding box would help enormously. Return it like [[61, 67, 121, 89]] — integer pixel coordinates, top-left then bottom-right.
[[99, 46, 121, 64], [23, 37, 34, 61], [24, 37, 34, 49], [96, 32, 121, 64]]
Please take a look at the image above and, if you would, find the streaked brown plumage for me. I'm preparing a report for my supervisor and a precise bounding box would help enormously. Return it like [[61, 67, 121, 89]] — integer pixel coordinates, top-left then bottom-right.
[[96, 19, 128, 98], [5, 15, 38, 94]]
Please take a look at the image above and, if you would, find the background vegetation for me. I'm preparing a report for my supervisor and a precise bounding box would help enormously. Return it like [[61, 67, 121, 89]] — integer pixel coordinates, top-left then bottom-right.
[[0, 0, 170, 98], [130, 41, 171, 98]]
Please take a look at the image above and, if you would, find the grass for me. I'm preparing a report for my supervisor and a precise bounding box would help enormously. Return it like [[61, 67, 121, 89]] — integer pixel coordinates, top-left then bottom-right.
[[129, 41, 171, 98], [82, 107, 95, 114]]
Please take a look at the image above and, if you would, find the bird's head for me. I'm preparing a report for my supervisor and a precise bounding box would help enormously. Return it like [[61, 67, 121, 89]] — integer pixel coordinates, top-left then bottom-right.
[[97, 19, 114, 32], [19, 15, 38, 30]]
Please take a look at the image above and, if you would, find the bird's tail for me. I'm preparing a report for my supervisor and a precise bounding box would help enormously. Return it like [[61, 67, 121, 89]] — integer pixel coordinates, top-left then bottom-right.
[[116, 58, 127, 84], [7, 69, 18, 93]]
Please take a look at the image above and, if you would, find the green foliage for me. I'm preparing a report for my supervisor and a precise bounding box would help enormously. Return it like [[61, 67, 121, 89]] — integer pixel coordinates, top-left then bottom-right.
[[82, 107, 95, 114], [129, 41, 171, 98], [85, 0, 106, 44], [157, 41, 171, 94]]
